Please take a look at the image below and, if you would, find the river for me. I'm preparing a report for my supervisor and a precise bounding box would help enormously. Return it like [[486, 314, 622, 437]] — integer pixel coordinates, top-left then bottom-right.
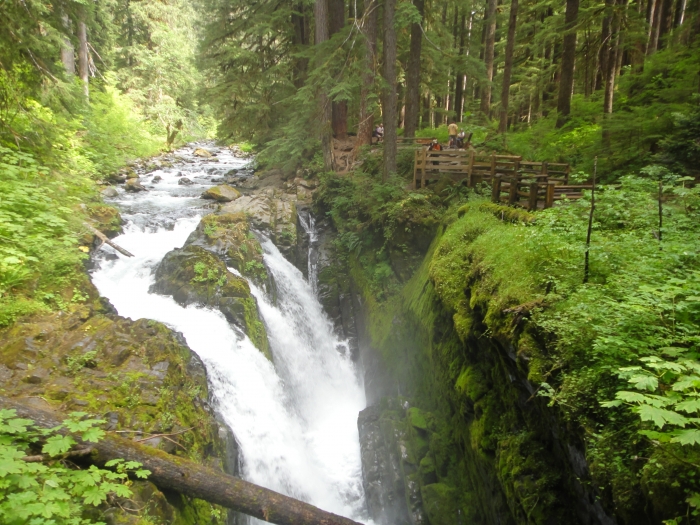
[[90, 144, 369, 523]]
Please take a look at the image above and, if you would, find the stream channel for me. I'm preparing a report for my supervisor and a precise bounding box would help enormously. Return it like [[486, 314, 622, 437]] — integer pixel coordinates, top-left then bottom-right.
[[91, 144, 369, 523]]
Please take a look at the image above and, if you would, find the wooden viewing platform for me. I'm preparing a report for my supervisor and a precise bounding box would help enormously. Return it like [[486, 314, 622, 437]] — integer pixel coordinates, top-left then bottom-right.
[[413, 150, 592, 210]]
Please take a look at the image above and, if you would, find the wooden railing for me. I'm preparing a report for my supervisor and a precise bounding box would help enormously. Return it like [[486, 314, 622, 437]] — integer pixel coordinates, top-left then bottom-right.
[[413, 150, 591, 210]]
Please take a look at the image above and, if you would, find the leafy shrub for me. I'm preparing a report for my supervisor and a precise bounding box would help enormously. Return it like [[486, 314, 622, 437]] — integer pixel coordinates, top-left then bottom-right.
[[0, 409, 149, 525]]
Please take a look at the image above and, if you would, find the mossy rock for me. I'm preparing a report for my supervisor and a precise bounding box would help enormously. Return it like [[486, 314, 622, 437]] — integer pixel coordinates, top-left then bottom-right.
[[408, 407, 430, 431], [455, 366, 488, 403], [421, 483, 457, 525], [0, 297, 234, 524], [186, 213, 267, 282], [151, 244, 270, 358], [202, 184, 242, 203], [86, 204, 123, 238]]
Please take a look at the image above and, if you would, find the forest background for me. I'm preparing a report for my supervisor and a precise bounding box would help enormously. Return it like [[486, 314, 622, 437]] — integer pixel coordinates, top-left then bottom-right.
[[1, 0, 700, 523]]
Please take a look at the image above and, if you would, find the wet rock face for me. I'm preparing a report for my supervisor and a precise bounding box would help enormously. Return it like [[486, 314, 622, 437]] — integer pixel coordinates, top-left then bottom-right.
[[358, 402, 427, 525], [151, 242, 270, 358], [222, 187, 298, 261], [185, 212, 267, 282]]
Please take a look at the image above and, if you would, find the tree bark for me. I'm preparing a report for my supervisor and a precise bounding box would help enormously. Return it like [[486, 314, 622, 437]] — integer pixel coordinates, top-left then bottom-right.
[[61, 15, 75, 76], [314, 0, 334, 170], [648, 0, 663, 53], [555, 0, 580, 128], [382, 0, 398, 180], [480, 0, 498, 117], [596, 18, 608, 89], [292, 3, 310, 88], [453, 13, 467, 124], [329, 0, 348, 139], [78, 18, 89, 98], [403, 0, 425, 137], [658, 0, 675, 45], [355, 0, 379, 152], [499, 0, 519, 133], [1, 396, 362, 525], [674, 0, 687, 27]]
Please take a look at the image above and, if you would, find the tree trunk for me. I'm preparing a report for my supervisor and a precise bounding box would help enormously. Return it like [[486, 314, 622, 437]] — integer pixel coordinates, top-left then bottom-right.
[[597, 0, 614, 89], [421, 92, 430, 129], [329, 0, 348, 139], [61, 15, 75, 76], [292, 3, 310, 88], [355, 0, 379, 151], [382, 0, 398, 180], [78, 18, 89, 98], [314, 0, 334, 170], [1, 396, 362, 525], [603, 0, 625, 147], [499, 0, 519, 133], [658, 0, 675, 45], [555, 0, 580, 128], [453, 13, 467, 124], [403, 0, 425, 137], [480, 0, 498, 117], [648, 0, 663, 53], [674, 0, 687, 26]]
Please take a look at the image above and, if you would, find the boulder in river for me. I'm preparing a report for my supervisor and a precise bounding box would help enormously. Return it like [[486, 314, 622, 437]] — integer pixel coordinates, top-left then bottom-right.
[[202, 184, 241, 203], [125, 179, 147, 192], [125, 169, 140, 180], [193, 148, 213, 158], [178, 177, 194, 186], [101, 187, 119, 198], [185, 212, 267, 282], [152, 175, 162, 183], [151, 244, 270, 358]]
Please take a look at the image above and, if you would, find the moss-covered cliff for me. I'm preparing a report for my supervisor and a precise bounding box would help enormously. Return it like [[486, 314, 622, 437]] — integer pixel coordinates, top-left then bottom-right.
[[314, 163, 700, 525]]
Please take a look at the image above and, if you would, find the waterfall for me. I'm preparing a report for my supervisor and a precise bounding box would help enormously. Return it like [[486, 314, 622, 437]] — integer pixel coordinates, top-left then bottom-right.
[[91, 145, 368, 522]]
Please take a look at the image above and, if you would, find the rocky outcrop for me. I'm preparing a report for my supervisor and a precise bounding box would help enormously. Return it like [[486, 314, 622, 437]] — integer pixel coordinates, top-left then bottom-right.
[[222, 188, 298, 261], [151, 244, 270, 358], [184, 212, 267, 282], [0, 288, 235, 524]]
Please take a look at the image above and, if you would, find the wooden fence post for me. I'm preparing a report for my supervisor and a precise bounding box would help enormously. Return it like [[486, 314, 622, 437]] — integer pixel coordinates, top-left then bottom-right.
[[545, 181, 556, 209], [420, 149, 427, 189], [413, 150, 420, 189], [467, 151, 475, 187], [490, 154, 496, 179], [491, 175, 502, 203], [508, 176, 519, 205], [528, 181, 539, 210]]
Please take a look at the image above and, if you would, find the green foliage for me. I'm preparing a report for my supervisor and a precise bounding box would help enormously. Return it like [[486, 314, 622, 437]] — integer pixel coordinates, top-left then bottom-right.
[[0, 409, 149, 525], [192, 262, 227, 286]]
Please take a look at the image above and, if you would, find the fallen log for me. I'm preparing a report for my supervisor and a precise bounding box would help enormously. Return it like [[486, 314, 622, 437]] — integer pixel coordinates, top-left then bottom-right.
[[1, 396, 362, 525], [84, 222, 134, 258]]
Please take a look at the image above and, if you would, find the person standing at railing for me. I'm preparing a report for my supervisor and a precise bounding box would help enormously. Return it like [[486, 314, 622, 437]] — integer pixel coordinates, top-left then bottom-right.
[[448, 122, 459, 148]]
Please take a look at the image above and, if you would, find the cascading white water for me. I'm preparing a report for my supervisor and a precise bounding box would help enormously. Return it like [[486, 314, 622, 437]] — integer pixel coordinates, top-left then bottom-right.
[[91, 144, 368, 522]]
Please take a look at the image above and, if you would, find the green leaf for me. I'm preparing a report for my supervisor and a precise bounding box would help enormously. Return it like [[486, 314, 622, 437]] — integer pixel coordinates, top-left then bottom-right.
[[671, 429, 700, 446], [637, 405, 689, 429], [675, 398, 700, 414], [629, 374, 659, 391], [42, 435, 76, 456], [81, 427, 105, 443]]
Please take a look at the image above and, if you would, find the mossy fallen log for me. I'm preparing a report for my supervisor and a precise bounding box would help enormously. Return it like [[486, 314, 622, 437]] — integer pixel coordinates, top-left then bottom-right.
[[0, 396, 362, 525]]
